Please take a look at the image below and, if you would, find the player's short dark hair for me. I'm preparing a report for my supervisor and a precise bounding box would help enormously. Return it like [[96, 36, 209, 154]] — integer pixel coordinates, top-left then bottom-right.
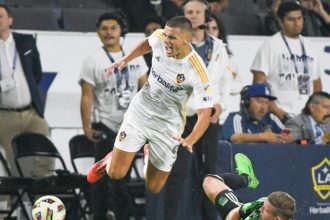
[[277, 1, 303, 20], [302, 91, 330, 115], [0, 4, 11, 17], [268, 191, 296, 220], [166, 16, 193, 35]]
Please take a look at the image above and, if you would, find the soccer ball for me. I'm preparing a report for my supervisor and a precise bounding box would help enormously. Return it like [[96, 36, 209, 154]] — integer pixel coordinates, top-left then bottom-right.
[[32, 195, 66, 220]]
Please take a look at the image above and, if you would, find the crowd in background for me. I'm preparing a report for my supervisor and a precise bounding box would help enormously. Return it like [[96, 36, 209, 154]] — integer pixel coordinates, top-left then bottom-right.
[[1, 0, 330, 36]]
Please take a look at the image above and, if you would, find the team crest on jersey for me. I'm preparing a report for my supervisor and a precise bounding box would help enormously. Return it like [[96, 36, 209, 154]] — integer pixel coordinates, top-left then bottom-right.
[[311, 158, 330, 200], [176, 73, 185, 84], [119, 131, 127, 142]]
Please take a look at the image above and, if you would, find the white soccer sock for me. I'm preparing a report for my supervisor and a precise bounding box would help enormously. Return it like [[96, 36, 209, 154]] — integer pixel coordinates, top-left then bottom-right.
[[143, 155, 148, 178]]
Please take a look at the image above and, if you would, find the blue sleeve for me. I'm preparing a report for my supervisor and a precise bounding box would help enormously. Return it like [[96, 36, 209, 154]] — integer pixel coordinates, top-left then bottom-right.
[[220, 113, 236, 141], [266, 114, 284, 133], [272, 122, 283, 133]]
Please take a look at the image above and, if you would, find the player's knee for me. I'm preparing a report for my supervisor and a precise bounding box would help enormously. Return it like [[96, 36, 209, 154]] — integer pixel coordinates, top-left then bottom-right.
[[203, 176, 221, 194], [203, 176, 214, 193]]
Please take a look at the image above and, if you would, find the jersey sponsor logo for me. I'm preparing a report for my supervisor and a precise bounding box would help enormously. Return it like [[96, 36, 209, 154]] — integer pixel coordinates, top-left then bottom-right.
[[176, 73, 185, 84], [151, 68, 184, 92], [119, 131, 127, 142], [311, 158, 330, 200]]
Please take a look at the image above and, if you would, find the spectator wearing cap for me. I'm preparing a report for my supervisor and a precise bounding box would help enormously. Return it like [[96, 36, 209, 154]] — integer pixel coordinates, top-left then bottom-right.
[[285, 91, 330, 144], [220, 83, 291, 144]]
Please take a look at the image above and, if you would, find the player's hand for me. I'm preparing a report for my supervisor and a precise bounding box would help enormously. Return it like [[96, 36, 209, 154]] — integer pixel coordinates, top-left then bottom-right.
[[173, 136, 193, 153], [263, 132, 287, 144], [210, 103, 222, 124], [83, 127, 101, 142], [107, 58, 128, 75]]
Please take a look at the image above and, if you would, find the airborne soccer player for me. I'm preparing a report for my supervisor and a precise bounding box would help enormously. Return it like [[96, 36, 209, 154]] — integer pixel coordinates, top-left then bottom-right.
[[87, 16, 213, 194]]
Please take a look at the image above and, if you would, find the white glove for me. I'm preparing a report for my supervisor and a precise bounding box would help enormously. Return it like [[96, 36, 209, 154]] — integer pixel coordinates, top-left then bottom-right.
[[0, 78, 15, 92], [118, 90, 132, 109]]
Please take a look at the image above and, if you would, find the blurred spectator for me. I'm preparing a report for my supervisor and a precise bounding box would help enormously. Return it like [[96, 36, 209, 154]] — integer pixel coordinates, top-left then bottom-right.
[[149, 0, 182, 19], [142, 16, 165, 70], [220, 84, 289, 144], [0, 4, 54, 177], [300, 0, 330, 36], [251, 1, 322, 123], [206, 0, 230, 14], [143, 16, 166, 37], [172, 0, 186, 7], [263, 0, 330, 36], [264, 0, 282, 35], [206, 14, 243, 124], [207, 14, 230, 52], [285, 91, 330, 144], [111, 0, 180, 32], [111, 0, 157, 32]]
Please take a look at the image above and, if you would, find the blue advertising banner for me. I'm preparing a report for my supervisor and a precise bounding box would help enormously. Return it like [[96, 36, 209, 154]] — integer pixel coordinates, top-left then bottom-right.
[[147, 142, 330, 219], [227, 143, 330, 220]]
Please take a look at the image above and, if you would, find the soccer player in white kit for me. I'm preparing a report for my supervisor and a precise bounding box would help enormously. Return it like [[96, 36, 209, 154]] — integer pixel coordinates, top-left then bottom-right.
[[87, 16, 214, 194]]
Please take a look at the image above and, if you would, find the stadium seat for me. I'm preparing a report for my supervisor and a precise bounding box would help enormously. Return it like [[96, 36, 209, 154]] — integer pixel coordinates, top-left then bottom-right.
[[219, 12, 264, 35], [57, 0, 109, 8], [217, 140, 234, 174], [10, 7, 62, 31], [4, 0, 57, 7], [62, 8, 114, 32], [0, 150, 33, 219], [69, 134, 146, 219], [68, 134, 94, 216], [11, 132, 90, 220], [226, 0, 261, 15]]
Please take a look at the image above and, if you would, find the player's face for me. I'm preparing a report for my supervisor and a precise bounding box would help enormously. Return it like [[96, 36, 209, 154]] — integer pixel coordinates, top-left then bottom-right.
[[249, 97, 270, 121], [280, 10, 304, 38], [0, 7, 12, 35], [98, 19, 121, 48], [259, 200, 280, 220], [163, 25, 190, 59], [207, 18, 219, 38], [183, 1, 206, 29], [310, 98, 330, 124]]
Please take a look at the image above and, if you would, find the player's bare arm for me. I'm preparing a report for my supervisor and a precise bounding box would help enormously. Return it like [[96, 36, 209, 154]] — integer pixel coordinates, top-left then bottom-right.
[[108, 39, 152, 74], [178, 107, 212, 152]]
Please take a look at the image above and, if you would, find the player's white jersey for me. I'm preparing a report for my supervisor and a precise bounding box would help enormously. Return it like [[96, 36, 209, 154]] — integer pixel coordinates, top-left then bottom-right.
[[126, 29, 213, 134]]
